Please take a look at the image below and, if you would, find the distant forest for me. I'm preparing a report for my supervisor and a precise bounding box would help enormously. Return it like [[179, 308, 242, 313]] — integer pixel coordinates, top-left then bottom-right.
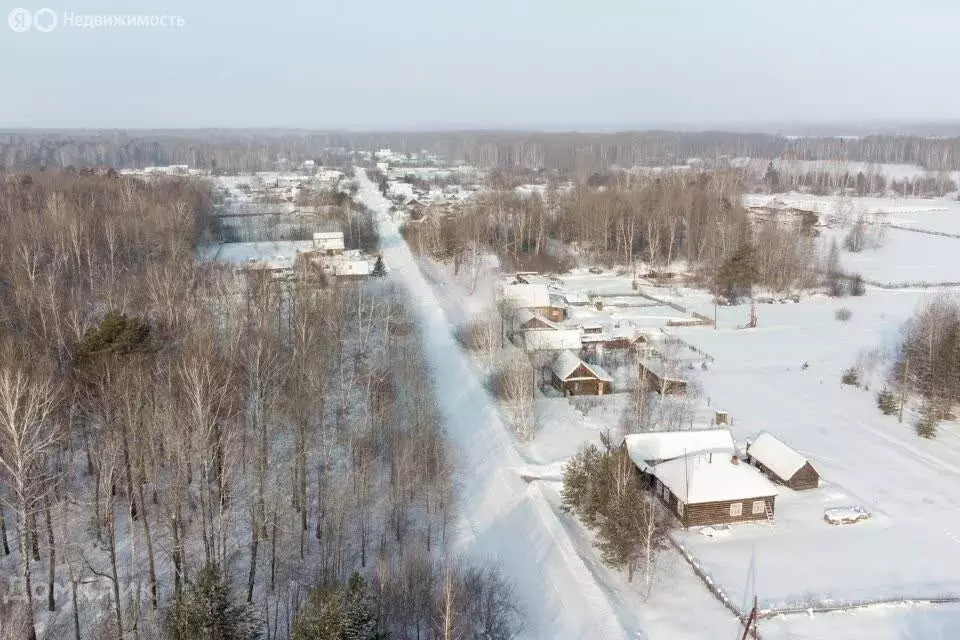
[[4, 130, 960, 172]]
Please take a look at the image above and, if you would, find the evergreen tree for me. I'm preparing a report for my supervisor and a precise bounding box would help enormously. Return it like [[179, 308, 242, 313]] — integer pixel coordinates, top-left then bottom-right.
[[371, 255, 387, 277], [916, 404, 939, 438], [717, 245, 759, 304], [764, 161, 781, 193], [292, 574, 387, 640], [165, 563, 262, 640], [849, 273, 865, 296], [877, 388, 898, 415]]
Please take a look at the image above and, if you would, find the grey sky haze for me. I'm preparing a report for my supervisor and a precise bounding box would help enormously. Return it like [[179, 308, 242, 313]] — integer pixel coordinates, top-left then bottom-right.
[[2, 0, 959, 130]]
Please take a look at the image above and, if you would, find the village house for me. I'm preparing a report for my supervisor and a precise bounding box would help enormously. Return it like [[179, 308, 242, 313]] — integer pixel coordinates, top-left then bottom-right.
[[313, 231, 345, 256], [639, 358, 688, 395], [622, 429, 735, 473], [650, 453, 779, 528], [549, 351, 613, 396], [519, 320, 583, 352], [516, 310, 562, 332], [502, 283, 568, 322], [745, 432, 821, 490], [332, 259, 372, 281]]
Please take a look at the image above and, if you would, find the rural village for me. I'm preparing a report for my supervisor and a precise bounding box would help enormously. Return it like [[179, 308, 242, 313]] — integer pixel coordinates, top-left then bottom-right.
[[5, 134, 960, 640]]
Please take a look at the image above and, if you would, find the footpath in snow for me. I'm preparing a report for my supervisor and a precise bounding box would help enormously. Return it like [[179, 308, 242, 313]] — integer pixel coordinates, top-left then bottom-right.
[[355, 169, 641, 639]]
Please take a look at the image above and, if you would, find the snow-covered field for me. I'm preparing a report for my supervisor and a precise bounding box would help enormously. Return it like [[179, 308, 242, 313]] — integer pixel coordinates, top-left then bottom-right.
[[376, 170, 960, 638], [746, 193, 960, 285]]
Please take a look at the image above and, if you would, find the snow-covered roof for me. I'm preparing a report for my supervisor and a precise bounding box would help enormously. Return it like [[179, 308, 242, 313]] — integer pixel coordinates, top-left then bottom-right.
[[516, 310, 562, 331], [313, 232, 345, 251], [502, 283, 551, 308], [639, 358, 686, 382], [623, 429, 734, 471], [550, 351, 614, 382], [562, 291, 592, 305], [523, 329, 582, 352], [653, 453, 778, 504], [517, 274, 553, 287], [747, 432, 813, 481], [334, 260, 372, 276]]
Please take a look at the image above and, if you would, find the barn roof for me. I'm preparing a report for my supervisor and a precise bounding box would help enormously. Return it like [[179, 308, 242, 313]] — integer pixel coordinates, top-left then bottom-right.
[[516, 310, 562, 331], [523, 329, 583, 352], [747, 432, 813, 481], [639, 358, 687, 382], [550, 351, 613, 382], [653, 453, 778, 504], [623, 429, 734, 472], [502, 283, 551, 308]]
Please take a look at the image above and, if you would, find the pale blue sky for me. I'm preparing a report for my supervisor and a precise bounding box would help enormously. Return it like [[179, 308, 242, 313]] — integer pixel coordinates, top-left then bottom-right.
[[2, 0, 959, 129]]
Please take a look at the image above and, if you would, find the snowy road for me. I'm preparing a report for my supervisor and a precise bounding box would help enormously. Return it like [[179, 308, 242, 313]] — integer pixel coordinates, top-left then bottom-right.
[[355, 169, 641, 639]]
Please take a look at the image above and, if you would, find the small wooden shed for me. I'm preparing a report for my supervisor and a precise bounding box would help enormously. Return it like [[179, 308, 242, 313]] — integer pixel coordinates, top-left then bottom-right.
[[550, 351, 613, 396], [745, 432, 820, 490], [639, 358, 688, 395]]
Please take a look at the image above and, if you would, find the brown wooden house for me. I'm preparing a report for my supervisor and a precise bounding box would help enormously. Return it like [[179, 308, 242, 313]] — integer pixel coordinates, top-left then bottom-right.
[[745, 432, 820, 490], [639, 358, 688, 395], [550, 351, 613, 396], [518, 311, 562, 332], [502, 283, 568, 322], [650, 453, 778, 528]]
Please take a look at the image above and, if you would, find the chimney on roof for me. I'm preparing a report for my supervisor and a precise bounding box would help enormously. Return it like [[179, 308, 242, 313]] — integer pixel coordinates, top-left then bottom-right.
[[731, 455, 739, 465]]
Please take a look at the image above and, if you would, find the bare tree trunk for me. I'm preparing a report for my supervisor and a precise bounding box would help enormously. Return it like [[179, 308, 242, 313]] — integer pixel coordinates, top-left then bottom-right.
[[0, 506, 10, 555], [137, 480, 158, 609], [247, 510, 259, 603], [17, 516, 39, 640], [44, 494, 56, 611]]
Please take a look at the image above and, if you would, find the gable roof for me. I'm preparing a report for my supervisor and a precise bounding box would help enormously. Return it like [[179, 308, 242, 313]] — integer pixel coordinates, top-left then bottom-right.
[[516, 310, 562, 331], [623, 429, 734, 472], [523, 329, 583, 352], [747, 432, 814, 481], [550, 351, 613, 382], [639, 358, 687, 382], [653, 453, 778, 504], [502, 283, 551, 308]]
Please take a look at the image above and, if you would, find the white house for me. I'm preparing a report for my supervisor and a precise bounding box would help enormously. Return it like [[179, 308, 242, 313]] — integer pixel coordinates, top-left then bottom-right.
[[334, 259, 372, 279], [523, 329, 582, 352], [313, 231, 345, 255]]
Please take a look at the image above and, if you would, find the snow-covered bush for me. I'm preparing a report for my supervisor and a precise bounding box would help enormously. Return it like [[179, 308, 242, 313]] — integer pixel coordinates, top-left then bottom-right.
[[835, 307, 852, 322], [877, 388, 898, 415], [841, 366, 860, 386]]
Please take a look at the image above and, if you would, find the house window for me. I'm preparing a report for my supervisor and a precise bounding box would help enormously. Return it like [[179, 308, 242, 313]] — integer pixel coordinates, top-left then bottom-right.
[[661, 485, 670, 501], [655, 480, 663, 494], [677, 500, 684, 516], [729, 502, 743, 517], [752, 500, 766, 515]]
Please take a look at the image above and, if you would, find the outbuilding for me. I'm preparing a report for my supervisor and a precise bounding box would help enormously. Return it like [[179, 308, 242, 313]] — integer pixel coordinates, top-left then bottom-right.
[[745, 432, 820, 490], [549, 351, 613, 396], [639, 358, 688, 395]]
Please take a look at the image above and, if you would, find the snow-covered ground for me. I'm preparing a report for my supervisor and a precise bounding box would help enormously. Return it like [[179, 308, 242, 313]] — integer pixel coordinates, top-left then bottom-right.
[[746, 193, 960, 285], [355, 168, 749, 640], [371, 171, 960, 637]]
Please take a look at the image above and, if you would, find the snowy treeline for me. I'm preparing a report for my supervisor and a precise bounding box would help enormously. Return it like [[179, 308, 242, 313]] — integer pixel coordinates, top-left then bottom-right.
[[0, 172, 521, 640]]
